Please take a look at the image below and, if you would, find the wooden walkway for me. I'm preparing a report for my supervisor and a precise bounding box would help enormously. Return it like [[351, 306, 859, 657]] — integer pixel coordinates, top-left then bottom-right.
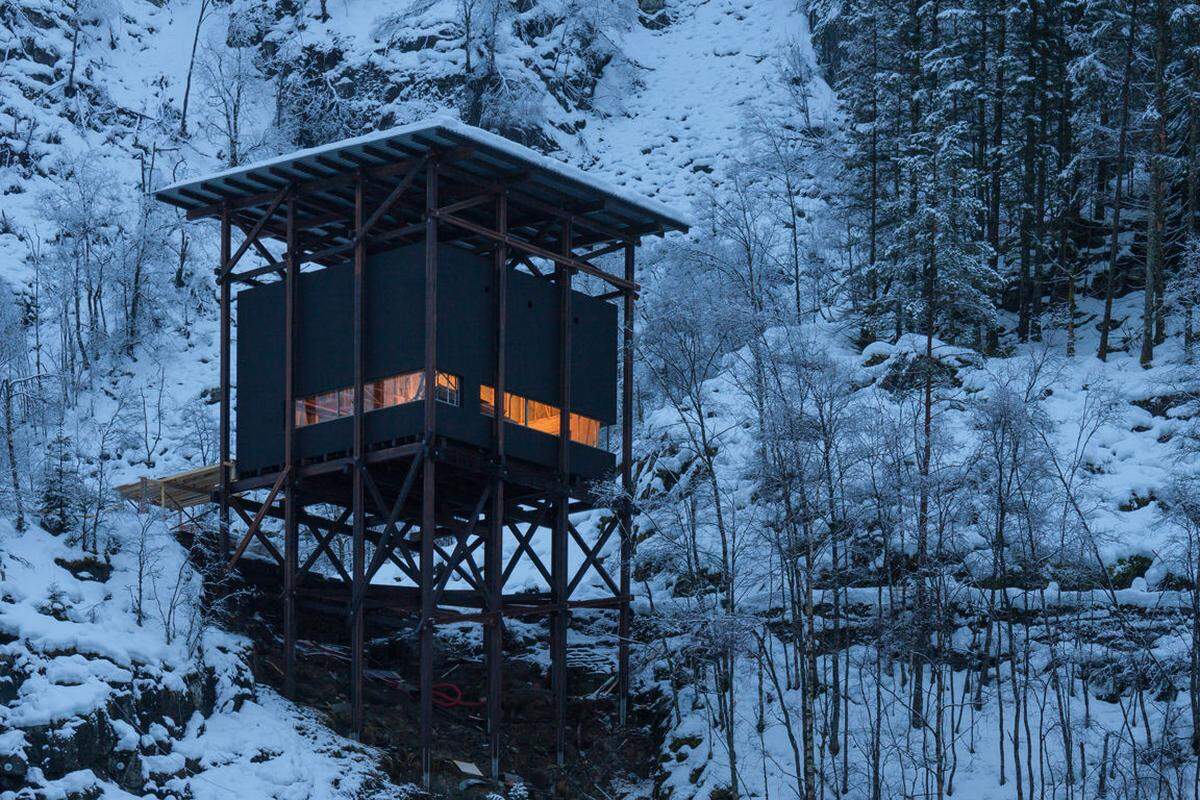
[[115, 462, 229, 511]]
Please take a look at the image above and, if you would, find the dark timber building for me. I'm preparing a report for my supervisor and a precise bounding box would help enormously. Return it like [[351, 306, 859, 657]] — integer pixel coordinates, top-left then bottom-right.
[[153, 117, 689, 786]]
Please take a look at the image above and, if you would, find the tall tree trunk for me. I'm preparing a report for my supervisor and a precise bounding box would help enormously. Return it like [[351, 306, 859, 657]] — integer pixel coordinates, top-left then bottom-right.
[[178, 0, 210, 137], [1097, 0, 1140, 362], [987, 6, 1006, 352], [4, 380, 24, 532], [824, 441, 841, 756], [1032, 7, 1050, 342], [1188, 38, 1200, 361], [1192, 531, 1200, 754], [1142, 0, 1168, 365], [1056, 5, 1078, 358], [1017, 1, 1039, 342], [913, 228, 935, 729]]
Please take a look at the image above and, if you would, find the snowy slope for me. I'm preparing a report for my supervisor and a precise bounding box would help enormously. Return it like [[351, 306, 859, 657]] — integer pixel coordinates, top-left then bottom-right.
[[579, 0, 833, 211], [6, 1, 1193, 798], [0, 519, 410, 799]]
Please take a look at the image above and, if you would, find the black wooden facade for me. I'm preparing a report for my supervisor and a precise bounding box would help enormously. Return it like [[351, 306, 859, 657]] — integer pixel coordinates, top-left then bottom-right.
[[236, 242, 617, 480]]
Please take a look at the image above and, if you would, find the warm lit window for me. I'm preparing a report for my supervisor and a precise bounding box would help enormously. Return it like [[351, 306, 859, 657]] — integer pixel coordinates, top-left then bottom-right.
[[525, 398, 558, 435], [480, 385, 495, 417], [504, 391, 523, 423], [301, 391, 338, 426], [435, 373, 460, 406], [480, 385, 602, 448], [480, 385, 524, 423], [375, 372, 422, 408], [569, 413, 600, 447], [295, 370, 459, 428]]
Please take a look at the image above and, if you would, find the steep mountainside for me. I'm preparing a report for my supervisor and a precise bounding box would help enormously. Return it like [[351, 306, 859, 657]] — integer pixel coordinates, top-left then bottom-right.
[[3, 1, 1198, 799], [0, 1, 831, 798]]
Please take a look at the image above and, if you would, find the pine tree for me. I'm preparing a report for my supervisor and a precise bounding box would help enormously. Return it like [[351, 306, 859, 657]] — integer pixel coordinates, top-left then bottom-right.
[[38, 432, 79, 536]]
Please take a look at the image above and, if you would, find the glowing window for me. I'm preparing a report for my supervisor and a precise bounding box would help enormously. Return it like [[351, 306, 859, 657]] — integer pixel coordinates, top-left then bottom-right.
[[434, 372, 460, 407], [480, 385, 603, 449], [569, 413, 600, 448], [525, 398, 559, 435], [480, 385, 524, 423], [302, 391, 338, 426], [295, 370, 459, 428]]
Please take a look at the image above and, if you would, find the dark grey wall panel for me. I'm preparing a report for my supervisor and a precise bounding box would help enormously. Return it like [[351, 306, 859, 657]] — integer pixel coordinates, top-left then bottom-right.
[[235, 243, 617, 480]]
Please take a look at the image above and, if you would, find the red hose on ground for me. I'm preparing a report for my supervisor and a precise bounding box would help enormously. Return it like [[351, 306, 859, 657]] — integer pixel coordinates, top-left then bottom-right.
[[431, 682, 486, 709]]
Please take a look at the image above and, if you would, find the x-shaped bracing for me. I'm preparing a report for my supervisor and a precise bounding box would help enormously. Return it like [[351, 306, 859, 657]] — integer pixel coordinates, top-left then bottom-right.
[[502, 500, 553, 587], [226, 467, 289, 569], [429, 485, 492, 608], [347, 451, 424, 617], [567, 516, 621, 597], [297, 507, 353, 585]]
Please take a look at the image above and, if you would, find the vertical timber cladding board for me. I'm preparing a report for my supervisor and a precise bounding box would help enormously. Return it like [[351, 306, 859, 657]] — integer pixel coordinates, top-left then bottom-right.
[[234, 243, 617, 477]]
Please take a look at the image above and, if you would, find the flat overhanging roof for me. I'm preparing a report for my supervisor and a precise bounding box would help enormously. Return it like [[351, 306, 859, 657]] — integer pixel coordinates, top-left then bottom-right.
[[154, 116, 691, 258]]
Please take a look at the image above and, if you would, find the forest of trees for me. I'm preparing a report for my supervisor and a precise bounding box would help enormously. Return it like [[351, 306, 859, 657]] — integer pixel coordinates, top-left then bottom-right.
[[627, 2, 1200, 799], [806, 0, 1200, 365], [7, 0, 1200, 798]]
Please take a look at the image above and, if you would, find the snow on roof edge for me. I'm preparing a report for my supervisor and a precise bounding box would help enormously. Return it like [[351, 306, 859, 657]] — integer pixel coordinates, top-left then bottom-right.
[[156, 115, 693, 232]]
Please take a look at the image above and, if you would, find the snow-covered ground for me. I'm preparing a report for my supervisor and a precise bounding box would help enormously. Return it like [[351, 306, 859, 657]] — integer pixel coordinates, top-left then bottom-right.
[[3, 0, 1195, 798], [0, 518, 410, 798]]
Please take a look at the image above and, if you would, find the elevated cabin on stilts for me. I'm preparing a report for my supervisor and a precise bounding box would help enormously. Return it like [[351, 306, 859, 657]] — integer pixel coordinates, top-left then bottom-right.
[[149, 117, 689, 787]]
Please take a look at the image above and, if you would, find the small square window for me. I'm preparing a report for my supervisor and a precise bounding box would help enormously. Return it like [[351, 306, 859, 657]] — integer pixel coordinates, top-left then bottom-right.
[[480, 384, 496, 416], [435, 372, 460, 406]]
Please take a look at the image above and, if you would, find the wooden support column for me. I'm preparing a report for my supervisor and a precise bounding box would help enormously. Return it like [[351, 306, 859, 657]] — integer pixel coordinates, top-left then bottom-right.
[[283, 187, 300, 699], [552, 219, 573, 767], [218, 205, 232, 559], [351, 172, 367, 737], [486, 191, 508, 780], [619, 242, 635, 725], [419, 161, 439, 789]]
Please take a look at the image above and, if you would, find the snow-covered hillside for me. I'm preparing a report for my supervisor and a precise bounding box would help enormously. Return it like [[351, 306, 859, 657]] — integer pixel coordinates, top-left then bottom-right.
[[0, 518, 410, 798], [0, 1, 834, 797], [3, 0, 1200, 798]]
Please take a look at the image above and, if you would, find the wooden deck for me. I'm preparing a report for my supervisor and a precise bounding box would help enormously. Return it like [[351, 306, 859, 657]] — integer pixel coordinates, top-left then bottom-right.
[[115, 462, 229, 510]]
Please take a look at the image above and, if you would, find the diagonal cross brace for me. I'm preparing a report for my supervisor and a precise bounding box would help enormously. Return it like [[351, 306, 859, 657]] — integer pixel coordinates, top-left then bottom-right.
[[361, 453, 424, 583], [304, 520, 353, 584], [226, 466, 289, 569], [503, 501, 552, 587], [347, 158, 428, 253], [231, 503, 285, 566], [298, 507, 353, 584], [567, 516, 621, 597], [387, 542, 421, 583], [386, 522, 420, 582], [222, 188, 288, 279], [429, 485, 491, 607], [430, 536, 486, 606], [347, 452, 424, 618]]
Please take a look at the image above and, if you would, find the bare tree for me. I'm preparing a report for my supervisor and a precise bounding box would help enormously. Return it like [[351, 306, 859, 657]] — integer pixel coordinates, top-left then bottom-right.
[[197, 31, 270, 168], [178, 0, 214, 137], [78, 397, 132, 553], [179, 395, 218, 465], [39, 153, 120, 393], [136, 363, 166, 468], [63, 0, 118, 98], [127, 502, 166, 627]]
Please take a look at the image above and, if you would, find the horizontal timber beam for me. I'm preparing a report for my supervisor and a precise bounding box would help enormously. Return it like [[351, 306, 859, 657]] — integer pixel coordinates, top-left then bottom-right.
[[436, 213, 637, 292]]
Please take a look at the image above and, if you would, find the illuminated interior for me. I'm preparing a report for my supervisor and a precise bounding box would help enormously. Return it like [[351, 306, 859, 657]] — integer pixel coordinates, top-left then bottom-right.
[[295, 371, 460, 427], [480, 385, 602, 448]]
